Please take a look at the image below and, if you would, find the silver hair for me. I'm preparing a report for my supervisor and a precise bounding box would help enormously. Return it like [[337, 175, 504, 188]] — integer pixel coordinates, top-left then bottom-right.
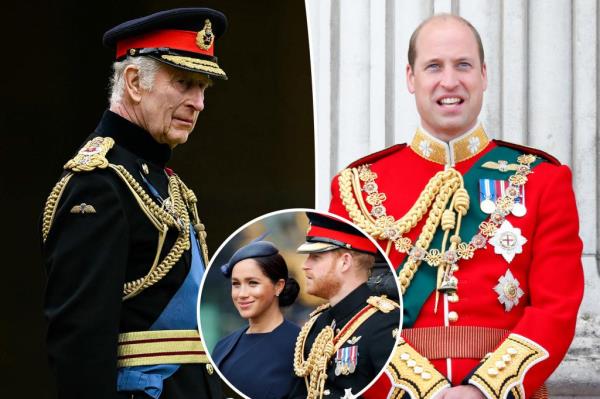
[[108, 56, 161, 105]]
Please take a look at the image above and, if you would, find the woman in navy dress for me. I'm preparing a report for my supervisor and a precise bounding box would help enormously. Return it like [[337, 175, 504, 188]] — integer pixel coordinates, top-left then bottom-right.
[[212, 240, 301, 399]]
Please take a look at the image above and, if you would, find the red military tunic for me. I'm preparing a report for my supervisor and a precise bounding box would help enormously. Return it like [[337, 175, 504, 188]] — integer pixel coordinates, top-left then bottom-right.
[[329, 125, 583, 399]]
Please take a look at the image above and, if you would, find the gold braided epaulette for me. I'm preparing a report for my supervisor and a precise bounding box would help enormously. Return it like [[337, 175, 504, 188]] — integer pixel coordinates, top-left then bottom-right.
[[64, 136, 114, 172], [367, 295, 400, 313], [469, 333, 548, 399]]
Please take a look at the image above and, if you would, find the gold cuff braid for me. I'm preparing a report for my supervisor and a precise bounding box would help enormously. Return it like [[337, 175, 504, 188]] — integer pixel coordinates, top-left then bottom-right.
[[386, 338, 450, 399], [469, 334, 548, 399]]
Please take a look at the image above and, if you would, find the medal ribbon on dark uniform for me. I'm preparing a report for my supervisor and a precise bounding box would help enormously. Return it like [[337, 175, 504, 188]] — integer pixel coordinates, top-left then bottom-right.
[[334, 345, 358, 376]]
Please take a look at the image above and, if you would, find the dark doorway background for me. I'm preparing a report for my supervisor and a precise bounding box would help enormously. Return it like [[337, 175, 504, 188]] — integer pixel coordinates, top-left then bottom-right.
[[0, 0, 313, 396]]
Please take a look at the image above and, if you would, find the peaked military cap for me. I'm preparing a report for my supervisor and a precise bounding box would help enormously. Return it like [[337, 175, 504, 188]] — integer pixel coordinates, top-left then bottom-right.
[[297, 212, 378, 255], [103, 8, 228, 79]]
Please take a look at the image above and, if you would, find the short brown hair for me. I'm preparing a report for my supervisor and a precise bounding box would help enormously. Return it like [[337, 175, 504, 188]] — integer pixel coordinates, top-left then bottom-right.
[[334, 249, 375, 272], [407, 14, 485, 69]]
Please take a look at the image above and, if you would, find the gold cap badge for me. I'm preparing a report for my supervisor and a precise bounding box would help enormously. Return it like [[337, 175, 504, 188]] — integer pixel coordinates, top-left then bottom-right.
[[196, 19, 214, 51]]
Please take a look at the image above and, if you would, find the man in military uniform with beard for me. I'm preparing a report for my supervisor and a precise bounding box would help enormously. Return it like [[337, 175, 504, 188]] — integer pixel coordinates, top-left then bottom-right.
[[290, 212, 401, 399]]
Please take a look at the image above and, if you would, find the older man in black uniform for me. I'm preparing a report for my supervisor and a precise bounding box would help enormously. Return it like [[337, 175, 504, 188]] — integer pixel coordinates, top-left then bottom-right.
[[40, 8, 227, 399], [290, 213, 401, 399]]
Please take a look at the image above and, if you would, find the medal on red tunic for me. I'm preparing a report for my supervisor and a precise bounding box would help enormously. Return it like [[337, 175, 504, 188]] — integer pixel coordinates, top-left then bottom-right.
[[488, 220, 528, 263], [479, 179, 527, 217], [479, 179, 497, 214], [494, 269, 525, 311]]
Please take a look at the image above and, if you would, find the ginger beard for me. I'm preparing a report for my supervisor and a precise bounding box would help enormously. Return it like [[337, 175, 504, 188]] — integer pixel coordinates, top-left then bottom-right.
[[304, 251, 342, 300]]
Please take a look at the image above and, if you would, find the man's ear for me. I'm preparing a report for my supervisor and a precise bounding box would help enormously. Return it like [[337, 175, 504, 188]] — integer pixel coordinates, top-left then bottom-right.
[[338, 252, 353, 273], [406, 63, 416, 94], [123, 65, 143, 103]]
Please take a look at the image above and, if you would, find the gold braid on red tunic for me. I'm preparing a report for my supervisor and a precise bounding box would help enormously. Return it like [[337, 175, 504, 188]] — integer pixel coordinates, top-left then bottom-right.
[[337, 154, 536, 295]]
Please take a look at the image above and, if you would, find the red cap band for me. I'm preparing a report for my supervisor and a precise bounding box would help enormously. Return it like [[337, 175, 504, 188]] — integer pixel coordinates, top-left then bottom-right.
[[307, 225, 377, 254], [116, 29, 214, 59]]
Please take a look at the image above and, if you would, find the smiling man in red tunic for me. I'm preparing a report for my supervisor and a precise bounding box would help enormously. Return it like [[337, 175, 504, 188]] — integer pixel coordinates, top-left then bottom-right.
[[329, 14, 583, 399]]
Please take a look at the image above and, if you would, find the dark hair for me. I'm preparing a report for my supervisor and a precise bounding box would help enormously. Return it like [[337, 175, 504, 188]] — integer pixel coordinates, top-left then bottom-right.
[[244, 253, 300, 307], [408, 14, 485, 69]]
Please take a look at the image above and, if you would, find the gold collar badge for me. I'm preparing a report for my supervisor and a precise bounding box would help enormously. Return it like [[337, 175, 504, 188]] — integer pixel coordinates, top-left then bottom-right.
[[196, 19, 214, 51], [409, 124, 490, 165]]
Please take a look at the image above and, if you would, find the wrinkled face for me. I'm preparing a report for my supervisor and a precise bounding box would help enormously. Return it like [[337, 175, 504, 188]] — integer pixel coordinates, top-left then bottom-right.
[[407, 18, 487, 139], [302, 251, 342, 300], [138, 64, 210, 148], [231, 259, 280, 320]]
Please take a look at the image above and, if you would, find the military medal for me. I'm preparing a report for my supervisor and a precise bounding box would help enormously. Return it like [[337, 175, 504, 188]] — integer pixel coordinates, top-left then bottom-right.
[[335, 345, 358, 376], [488, 220, 527, 263], [479, 179, 497, 214], [494, 269, 524, 311], [480, 179, 526, 217], [511, 195, 527, 217]]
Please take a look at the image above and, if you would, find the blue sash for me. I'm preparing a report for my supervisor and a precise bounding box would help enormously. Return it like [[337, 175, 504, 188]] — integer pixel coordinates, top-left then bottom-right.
[[117, 176, 205, 398]]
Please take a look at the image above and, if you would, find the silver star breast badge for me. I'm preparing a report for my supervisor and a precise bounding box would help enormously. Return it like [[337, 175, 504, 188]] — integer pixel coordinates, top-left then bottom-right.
[[488, 220, 527, 263], [494, 269, 525, 311]]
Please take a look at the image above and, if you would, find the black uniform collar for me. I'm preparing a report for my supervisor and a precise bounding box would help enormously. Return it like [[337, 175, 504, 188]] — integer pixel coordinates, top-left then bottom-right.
[[94, 110, 172, 167], [329, 283, 371, 323]]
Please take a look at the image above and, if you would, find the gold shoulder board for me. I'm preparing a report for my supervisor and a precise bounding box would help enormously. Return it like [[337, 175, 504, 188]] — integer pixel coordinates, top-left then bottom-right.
[[367, 295, 400, 313], [64, 136, 115, 172]]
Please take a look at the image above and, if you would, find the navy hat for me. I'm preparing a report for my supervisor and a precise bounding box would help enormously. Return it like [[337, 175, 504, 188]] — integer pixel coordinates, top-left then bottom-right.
[[103, 8, 227, 79], [221, 240, 280, 278], [297, 212, 378, 255]]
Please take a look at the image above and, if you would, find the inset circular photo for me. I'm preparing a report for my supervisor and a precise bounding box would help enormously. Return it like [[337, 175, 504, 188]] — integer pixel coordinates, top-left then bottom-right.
[[198, 209, 402, 399]]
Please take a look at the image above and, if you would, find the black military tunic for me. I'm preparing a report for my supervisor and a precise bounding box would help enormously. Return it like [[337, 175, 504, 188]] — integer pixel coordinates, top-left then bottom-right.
[[41, 110, 221, 399], [290, 283, 400, 398]]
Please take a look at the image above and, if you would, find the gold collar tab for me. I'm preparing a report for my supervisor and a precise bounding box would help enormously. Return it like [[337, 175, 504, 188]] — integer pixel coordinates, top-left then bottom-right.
[[409, 124, 490, 165]]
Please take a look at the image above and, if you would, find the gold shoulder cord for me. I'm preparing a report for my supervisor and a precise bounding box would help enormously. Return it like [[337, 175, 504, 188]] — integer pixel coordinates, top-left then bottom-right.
[[42, 136, 210, 301], [177, 177, 209, 265], [42, 173, 74, 242], [294, 298, 395, 399], [294, 309, 334, 399], [338, 155, 535, 298], [338, 166, 467, 295], [110, 165, 193, 300]]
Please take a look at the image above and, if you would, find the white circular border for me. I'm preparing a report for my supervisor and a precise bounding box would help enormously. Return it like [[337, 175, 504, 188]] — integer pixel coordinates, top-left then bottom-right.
[[196, 207, 404, 399]]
